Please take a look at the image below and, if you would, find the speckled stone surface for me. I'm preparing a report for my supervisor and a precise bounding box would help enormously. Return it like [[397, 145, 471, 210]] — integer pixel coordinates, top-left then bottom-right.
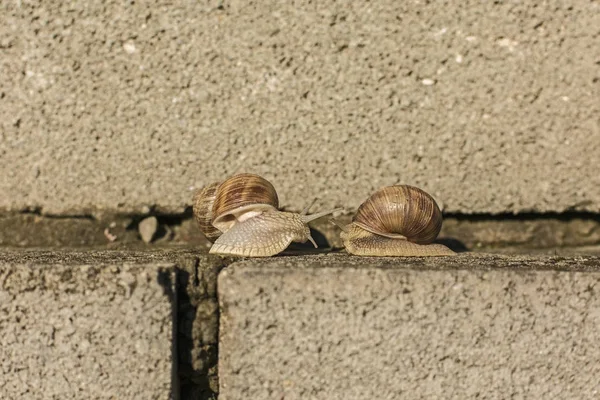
[[1, 1, 599, 215], [0, 248, 225, 400], [218, 253, 600, 399], [0, 258, 176, 399]]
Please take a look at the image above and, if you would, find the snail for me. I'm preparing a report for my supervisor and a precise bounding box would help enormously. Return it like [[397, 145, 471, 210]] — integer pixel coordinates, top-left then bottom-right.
[[338, 185, 455, 256], [192, 173, 339, 257]]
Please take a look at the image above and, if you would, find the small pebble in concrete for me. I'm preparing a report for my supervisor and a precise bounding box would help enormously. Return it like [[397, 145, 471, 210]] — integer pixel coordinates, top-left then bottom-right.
[[103, 228, 117, 242], [123, 41, 136, 54], [139, 216, 158, 243]]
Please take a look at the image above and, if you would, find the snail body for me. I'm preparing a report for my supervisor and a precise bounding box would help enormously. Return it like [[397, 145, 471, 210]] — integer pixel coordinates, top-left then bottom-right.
[[209, 211, 314, 257], [193, 173, 337, 257], [340, 185, 455, 256]]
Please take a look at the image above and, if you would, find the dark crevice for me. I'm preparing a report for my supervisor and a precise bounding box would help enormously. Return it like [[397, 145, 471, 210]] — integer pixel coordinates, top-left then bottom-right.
[[12, 208, 600, 226], [443, 211, 600, 222], [174, 255, 235, 400], [126, 206, 195, 229], [157, 268, 180, 400], [3, 209, 600, 250], [17, 208, 97, 221]]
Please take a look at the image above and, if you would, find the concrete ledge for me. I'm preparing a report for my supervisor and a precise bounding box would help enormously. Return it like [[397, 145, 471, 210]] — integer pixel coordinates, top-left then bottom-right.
[[0, 251, 179, 399], [218, 253, 600, 399], [4, 249, 599, 399]]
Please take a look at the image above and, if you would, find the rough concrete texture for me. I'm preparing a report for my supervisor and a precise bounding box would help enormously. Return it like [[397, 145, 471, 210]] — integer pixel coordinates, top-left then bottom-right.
[[218, 253, 600, 399], [0, 249, 227, 400], [1, 1, 599, 215], [0, 255, 177, 399]]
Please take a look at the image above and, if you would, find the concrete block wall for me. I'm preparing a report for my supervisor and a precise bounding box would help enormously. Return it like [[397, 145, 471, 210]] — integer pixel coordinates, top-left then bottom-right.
[[1, 1, 599, 215], [2, 1, 600, 399], [0, 253, 177, 399], [3, 250, 599, 399], [0, 250, 225, 400], [219, 254, 600, 399]]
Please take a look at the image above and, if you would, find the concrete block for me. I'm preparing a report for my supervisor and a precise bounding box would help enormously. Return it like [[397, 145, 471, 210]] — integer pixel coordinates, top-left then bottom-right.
[[218, 253, 600, 399], [1, 1, 599, 215], [0, 252, 177, 399]]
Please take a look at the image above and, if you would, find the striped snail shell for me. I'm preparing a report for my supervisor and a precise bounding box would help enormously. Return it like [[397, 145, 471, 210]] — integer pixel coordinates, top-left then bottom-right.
[[193, 173, 278, 242], [211, 173, 279, 233], [340, 185, 455, 256], [192, 173, 339, 257], [192, 181, 222, 242]]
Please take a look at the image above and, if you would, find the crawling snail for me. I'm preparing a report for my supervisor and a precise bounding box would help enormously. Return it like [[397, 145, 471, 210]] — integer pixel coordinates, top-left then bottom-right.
[[339, 185, 455, 256], [193, 173, 339, 257]]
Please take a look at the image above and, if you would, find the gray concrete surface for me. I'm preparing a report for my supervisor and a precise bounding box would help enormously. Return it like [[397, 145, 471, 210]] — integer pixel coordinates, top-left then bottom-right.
[[218, 253, 600, 400], [0, 251, 178, 399], [3, 248, 600, 399], [1, 1, 599, 215], [0, 248, 228, 400]]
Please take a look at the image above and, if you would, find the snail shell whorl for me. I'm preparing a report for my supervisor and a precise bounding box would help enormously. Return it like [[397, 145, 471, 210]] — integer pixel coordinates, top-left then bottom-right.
[[192, 181, 222, 242], [353, 185, 443, 245], [211, 173, 279, 232], [193, 174, 280, 242]]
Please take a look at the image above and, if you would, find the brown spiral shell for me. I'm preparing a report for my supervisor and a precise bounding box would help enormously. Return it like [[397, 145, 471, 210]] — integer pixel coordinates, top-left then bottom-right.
[[352, 185, 443, 245], [192, 173, 279, 242], [192, 181, 222, 242]]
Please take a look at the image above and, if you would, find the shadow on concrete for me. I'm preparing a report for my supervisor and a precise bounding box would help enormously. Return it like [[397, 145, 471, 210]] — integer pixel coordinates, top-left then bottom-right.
[[436, 237, 469, 253], [284, 227, 470, 255], [283, 227, 335, 255], [157, 268, 180, 400], [157, 262, 218, 400], [176, 265, 219, 400]]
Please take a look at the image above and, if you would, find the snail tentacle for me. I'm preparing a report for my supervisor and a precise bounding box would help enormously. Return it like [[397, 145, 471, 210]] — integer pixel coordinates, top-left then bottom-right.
[[300, 208, 343, 224]]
